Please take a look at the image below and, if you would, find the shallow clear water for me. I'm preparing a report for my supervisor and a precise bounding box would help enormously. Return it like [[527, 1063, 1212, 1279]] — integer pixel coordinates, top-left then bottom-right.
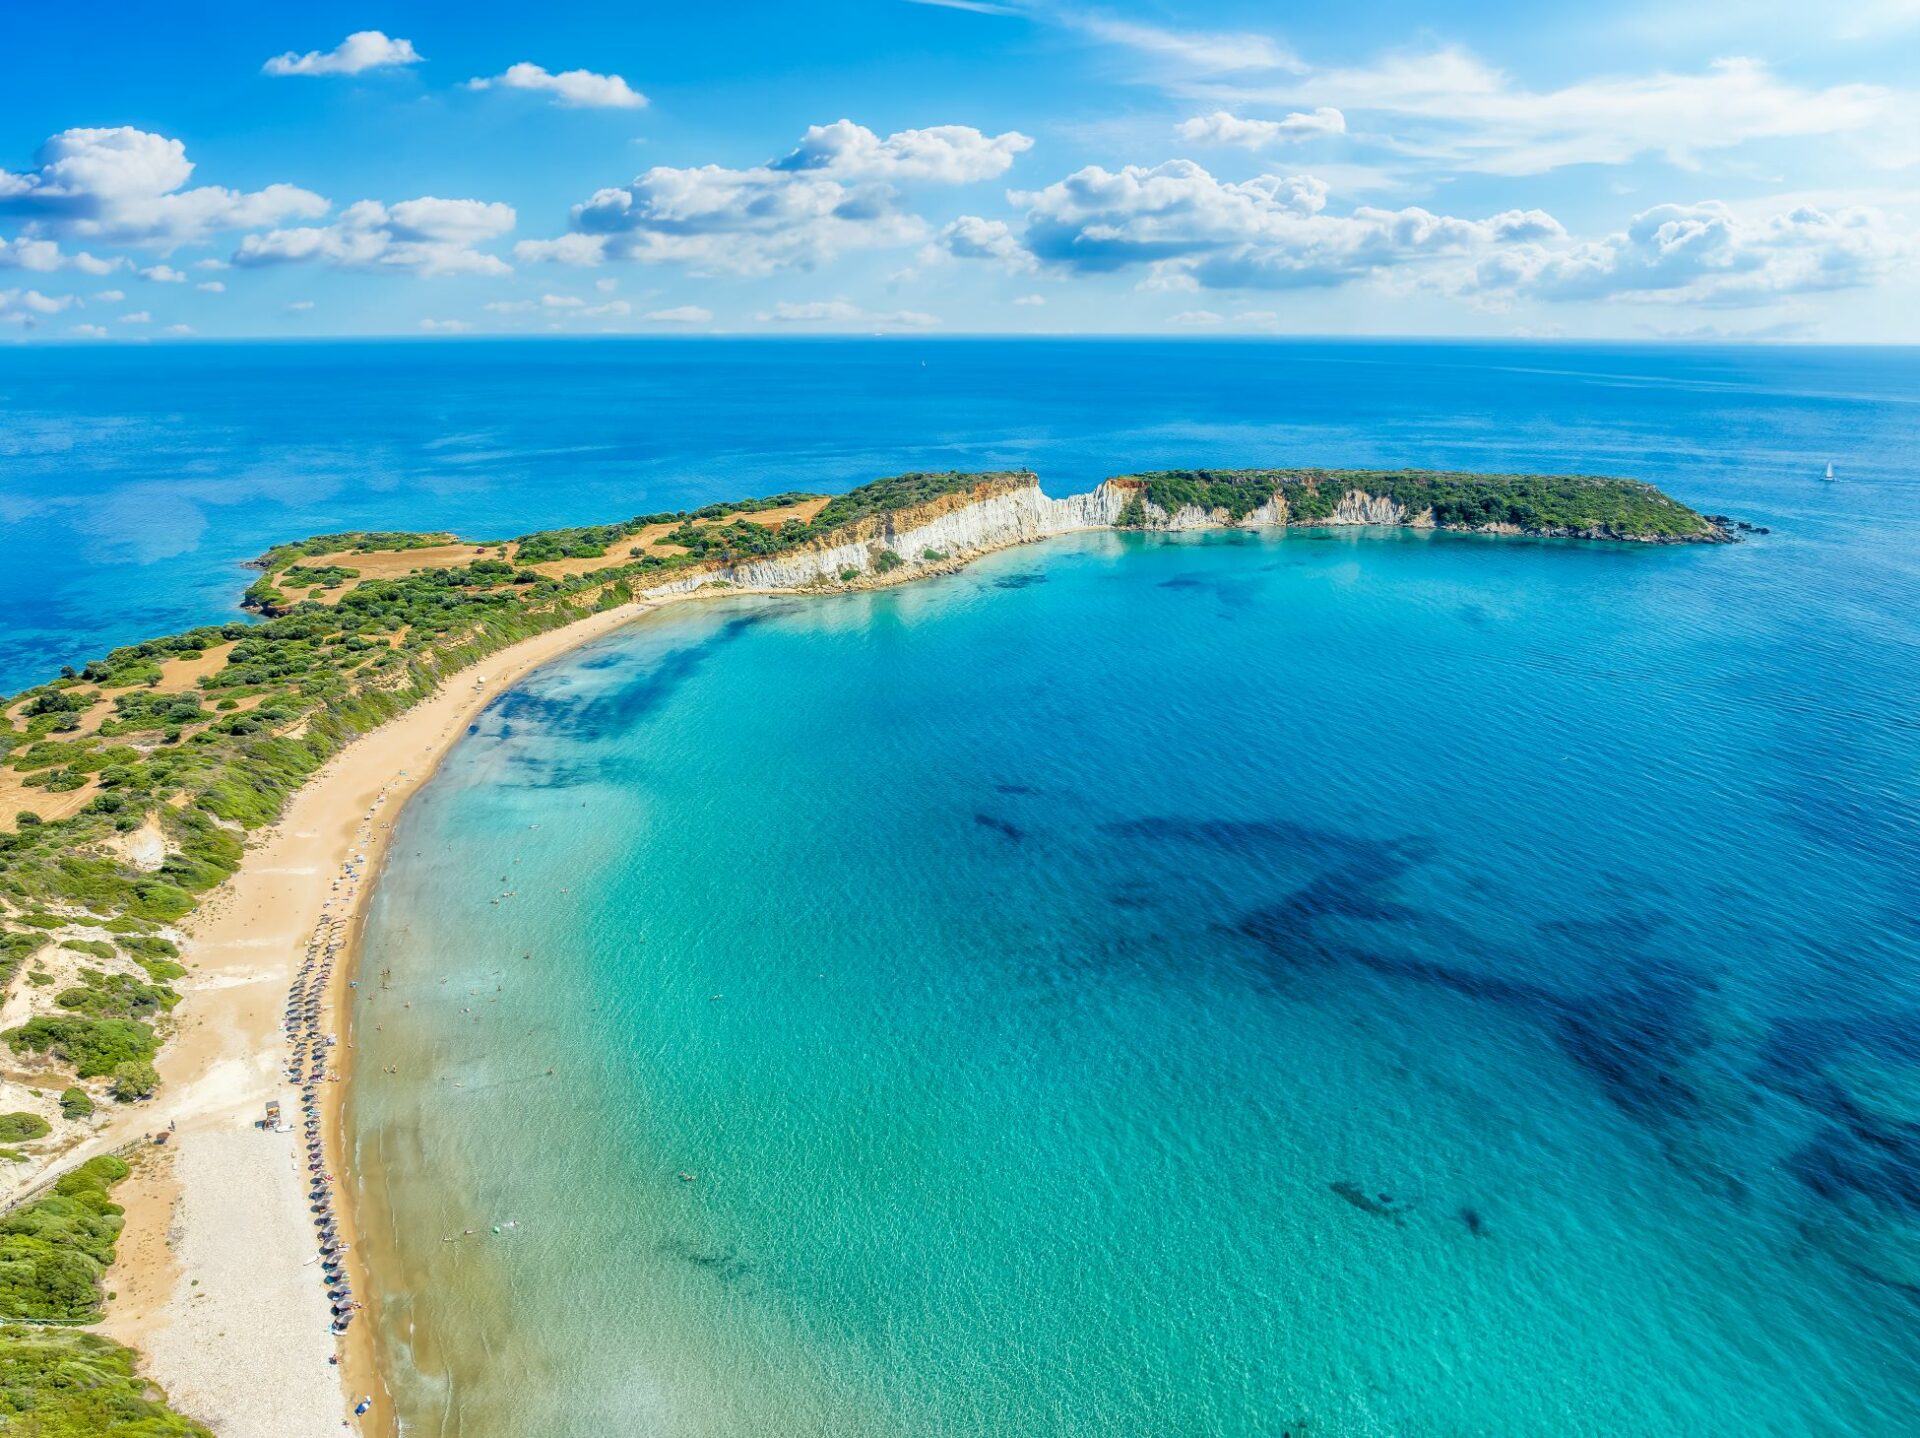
[[351, 507, 1919, 1434], [9, 339, 1917, 1434]]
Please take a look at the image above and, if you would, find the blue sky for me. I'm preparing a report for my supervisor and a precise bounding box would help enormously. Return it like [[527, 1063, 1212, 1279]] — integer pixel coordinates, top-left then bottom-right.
[[3, 1, 1917, 340]]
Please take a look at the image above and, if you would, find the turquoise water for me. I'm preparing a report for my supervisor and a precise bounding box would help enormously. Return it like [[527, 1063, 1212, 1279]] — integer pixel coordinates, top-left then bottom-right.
[[351, 515, 1919, 1433], [11, 338, 1916, 1432]]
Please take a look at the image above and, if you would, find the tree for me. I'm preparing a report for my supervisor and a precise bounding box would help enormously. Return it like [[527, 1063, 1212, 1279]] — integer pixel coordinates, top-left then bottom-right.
[[110, 1062, 159, 1103]]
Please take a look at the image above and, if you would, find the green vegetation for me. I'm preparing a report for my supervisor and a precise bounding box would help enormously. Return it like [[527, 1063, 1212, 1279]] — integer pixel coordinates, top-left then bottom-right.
[[109, 1063, 158, 1103], [57, 1089, 92, 1122], [4, 1018, 159, 1084], [0, 1114, 50, 1144], [0, 1326, 212, 1437], [1116, 469, 1715, 539], [874, 549, 905, 574], [0, 1153, 131, 1323]]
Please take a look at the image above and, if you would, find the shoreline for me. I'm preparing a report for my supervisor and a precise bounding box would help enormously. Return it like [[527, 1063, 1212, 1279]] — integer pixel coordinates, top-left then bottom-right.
[[92, 496, 1729, 1434], [120, 526, 1084, 1434], [114, 594, 684, 1435]]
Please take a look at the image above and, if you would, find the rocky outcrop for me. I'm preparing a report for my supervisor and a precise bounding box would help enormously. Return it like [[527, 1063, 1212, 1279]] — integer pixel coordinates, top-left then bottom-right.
[[1326, 490, 1408, 527], [633, 473, 1722, 602]]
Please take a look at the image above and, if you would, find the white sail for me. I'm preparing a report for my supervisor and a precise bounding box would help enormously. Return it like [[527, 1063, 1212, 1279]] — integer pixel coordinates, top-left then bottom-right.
[[1825, 461, 1836, 480]]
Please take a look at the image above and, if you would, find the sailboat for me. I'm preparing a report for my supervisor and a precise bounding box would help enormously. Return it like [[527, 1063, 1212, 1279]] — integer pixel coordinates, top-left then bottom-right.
[[1824, 461, 1836, 481]]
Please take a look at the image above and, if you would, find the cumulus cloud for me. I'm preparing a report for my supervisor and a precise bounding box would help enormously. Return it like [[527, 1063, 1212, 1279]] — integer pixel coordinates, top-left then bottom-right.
[[519, 121, 1026, 275], [264, 31, 421, 77], [1013, 293, 1046, 305], [68, 323, 108, 338], [161, 323, 193, 335], [420, 318, 473, 332], [196, 280, 225, 293], [1177, 109, 1346, 148], [120, 310, 152, 323], [139, 264, 186, 282], [0, 235, 122, 273], [755, 299, 939, 327], [1001, 159, 1569, 290], [0, 286, 74, 327], [286, 299, 314, 311], [931, 215, 1035, 271], [0, 127, 327, 246], [1471, 201, 1909, 306], [1169, 309, 1224, 324], [772, 120, 1032, 182], [94, 288, 125, 301], [234, 197, 516, 276], [468, 63, 646, 109], [645, 305, 714, 323]]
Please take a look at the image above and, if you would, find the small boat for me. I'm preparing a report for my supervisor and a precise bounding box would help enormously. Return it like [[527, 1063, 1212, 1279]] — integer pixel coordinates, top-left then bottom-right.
[[1824, 461, 1836, 481]]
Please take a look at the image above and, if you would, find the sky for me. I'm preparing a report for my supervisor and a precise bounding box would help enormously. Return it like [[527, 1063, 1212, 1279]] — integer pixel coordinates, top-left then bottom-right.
[[3, 1, 1918, 341]]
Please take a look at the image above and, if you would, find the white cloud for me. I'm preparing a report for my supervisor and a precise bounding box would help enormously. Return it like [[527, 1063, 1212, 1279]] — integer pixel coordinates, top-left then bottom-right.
[[773, 120, 1032, 182], [194, 257, 229, 270], [420, 318, 473, 332], [161, 323, 193, 335], [235, 197, 516, 276], [140, 264, 186, 282], [1203, 51, 1911, 176], [0, 287, 74, 326], [513, 233, 610, 267], [1169, 309, 1224, 324], [94, 288, 125, 301], [1177, 109, 1346, 148], [646, 305, 714, 323], [521, 121, 1024, 275], [1471, 201, 1909, 306], [264, 31, 421, 77], [904, 0, 1023, 13], [755, 299, 940, 327], [68, 323, 108, 338], [932, 215, 1036, 271], [0, 127, 327, 246], [485, 293, 632, 320], [594, 277, 618, 292], [286, 299, 314, 311], [1072, 17, 1305, 77], [1013, 293, 1046, 305], [468, 63, 646, 109], [120, 310, 151, 323], [1005, 159, 1568, 291], [196, 280, 225, 293], [0, 235, 123, 273]]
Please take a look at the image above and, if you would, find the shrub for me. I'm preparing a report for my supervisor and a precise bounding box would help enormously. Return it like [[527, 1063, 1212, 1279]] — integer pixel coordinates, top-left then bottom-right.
[[4, 1017, 159, 1079], [58, 1088, 93, 1121], [0, 1326, 215, 1436], [874, 549, 904, 574], [0, 1113, 50, 1143], [0, 1154, 132, 1322]]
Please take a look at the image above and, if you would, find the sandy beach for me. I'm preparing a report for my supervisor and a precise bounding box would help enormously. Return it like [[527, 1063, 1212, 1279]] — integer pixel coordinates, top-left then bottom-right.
[[99, 595, 671, 1436]]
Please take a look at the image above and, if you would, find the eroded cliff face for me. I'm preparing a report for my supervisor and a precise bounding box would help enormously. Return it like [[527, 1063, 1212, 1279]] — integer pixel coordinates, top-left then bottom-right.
[[637, 475, 1134, 598], [630, 475, 1687, 603]]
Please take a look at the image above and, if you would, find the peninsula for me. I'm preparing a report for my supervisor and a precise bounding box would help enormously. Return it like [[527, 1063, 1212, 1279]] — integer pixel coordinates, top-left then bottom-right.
[[0, 467, 1724, 1434]]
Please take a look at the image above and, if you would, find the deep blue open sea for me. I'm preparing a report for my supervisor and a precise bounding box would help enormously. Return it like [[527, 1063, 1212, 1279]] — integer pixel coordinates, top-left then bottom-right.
[[6, 341, 1919, 1434]]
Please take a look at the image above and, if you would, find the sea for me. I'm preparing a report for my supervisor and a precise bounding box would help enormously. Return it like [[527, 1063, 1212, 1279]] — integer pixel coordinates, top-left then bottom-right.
[[3, 340, 1918, 1435]]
